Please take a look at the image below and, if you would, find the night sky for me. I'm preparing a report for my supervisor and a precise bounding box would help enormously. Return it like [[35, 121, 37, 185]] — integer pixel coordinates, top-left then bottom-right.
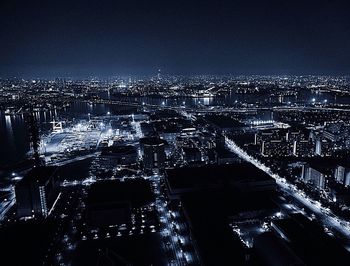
[[1, 0, 350, 77]]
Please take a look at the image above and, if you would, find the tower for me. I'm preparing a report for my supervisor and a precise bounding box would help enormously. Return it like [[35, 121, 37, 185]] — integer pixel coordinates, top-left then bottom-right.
[[157, 69, 161, 81]]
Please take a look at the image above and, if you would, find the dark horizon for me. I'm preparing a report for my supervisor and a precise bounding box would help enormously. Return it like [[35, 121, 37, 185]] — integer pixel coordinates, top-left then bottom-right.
[[1, 0, 350, 77]]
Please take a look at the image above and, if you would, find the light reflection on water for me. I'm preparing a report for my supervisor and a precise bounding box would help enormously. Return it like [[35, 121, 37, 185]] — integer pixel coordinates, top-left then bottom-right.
[[5, 115, 15, 152]]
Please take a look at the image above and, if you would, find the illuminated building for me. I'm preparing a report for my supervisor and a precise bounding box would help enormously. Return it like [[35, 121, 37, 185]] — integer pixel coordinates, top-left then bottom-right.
[[140, 137, 166, 172], [301, 164, 330, 190], [335, 165, 350, 187], [315, 138, 332, 157]]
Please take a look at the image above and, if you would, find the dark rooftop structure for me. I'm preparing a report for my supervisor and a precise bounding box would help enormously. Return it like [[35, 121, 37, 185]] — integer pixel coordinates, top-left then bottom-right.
[[139, 136, 167, 147], [180, 188, 278, 265], [216, 146, 240, 164], [180, 192, 246, 265], [87, 179, 154, 209], [165, 163, 279, 264], [182, 147, 202, 163], [165, 163, 276, 198], [254, 232, 305, 266], [0, 220, 57, 265], [72, 234, 168, 266], [86, 179, 154, 227], [204, 114, 246, 131], [19, 166, 58, 185], [271, 213, 350, 265], [140, 122, 155, 136], [100, 145, 136, 156]]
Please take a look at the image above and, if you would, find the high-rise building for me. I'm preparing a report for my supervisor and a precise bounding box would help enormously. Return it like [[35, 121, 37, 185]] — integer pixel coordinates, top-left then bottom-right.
[[315, 138, 332, 157], [140, 137, 166, 172], [15, 166, 60, 218], [301, 164, 330, 190], [335, 165, 350, 187]]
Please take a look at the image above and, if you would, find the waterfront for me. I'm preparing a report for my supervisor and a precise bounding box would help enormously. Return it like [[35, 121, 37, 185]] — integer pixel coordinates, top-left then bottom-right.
[[2, 90, 350, 166]]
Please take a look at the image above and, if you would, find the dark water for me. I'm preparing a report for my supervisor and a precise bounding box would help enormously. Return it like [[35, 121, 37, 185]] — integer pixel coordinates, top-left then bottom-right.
[[0, 109, 58, 166], [0, 112, 29, 166], [0, 102, 112, 166], [0, 99, 137, 166], [1, 90, 350, 166]]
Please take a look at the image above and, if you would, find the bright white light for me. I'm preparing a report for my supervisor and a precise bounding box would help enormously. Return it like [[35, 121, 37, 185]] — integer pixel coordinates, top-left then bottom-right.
[[312, 98, 316, 102], [107, 111, 111, 115]]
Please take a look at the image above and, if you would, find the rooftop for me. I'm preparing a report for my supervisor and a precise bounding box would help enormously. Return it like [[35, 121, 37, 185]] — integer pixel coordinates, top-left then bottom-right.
[[166, 163, 275, 192], [272, 214, 350, 265], [87, 179, 154, 208], [100, 145, 136, 156], [140, 137, 167, 146], [18, 166, 58, 185]]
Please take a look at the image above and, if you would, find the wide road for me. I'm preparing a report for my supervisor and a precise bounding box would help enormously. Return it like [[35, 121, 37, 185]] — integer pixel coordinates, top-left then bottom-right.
[[0, 193, 15, 220]]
